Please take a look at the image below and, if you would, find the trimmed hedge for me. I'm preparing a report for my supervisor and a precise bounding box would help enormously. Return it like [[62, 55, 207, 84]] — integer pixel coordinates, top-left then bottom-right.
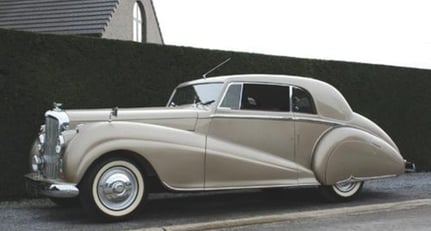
[[0, 28, 430, 200]]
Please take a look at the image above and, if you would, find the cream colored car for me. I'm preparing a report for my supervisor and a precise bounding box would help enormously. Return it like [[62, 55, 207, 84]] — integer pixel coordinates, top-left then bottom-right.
[[26, 74, 412, 221]]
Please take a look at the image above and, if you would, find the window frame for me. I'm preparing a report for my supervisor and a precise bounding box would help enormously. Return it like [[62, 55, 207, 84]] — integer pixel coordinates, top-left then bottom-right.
[[167, 82, 224, 107], [218, 82, 317, 115], [292, 86, 317, 114], [218, 82, 244, 110]]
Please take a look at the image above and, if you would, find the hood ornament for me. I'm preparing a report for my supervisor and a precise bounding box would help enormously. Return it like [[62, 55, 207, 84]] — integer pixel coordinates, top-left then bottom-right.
[[53, 102, 63, 112], [109, 107, 119, 122]]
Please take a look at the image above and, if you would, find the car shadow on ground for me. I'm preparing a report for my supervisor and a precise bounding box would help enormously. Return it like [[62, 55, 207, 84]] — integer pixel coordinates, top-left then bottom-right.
[[135, 187, 393, 222], [39, 187, 398, 226]]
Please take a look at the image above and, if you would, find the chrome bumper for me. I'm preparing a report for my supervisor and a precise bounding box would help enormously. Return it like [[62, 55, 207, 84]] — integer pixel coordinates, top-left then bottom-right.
[[25, 173, 79, 198]]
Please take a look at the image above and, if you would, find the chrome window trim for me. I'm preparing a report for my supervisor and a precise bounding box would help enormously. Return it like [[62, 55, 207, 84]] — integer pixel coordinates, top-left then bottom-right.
[[291, 86, 317, 115], [239, 83, 244, 109], [289, 85, 293, 112], [166, 88, 177, 107], [167, 82, 224, 107], [218, 82, 243, 110], [217, 81, 293, 112]]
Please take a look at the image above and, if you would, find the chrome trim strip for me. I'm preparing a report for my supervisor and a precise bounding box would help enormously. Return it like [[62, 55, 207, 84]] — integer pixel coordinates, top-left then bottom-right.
[[294, 117, 345, 126], [162, 181, 320, 192], [203, 183, 321, 191], [336, 175, 396, 184], [211, 114, 294, 121], [210, 114, 345, 126]]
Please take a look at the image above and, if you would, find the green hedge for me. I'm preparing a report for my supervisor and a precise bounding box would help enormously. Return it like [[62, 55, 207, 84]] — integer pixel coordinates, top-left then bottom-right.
[[1, 28, 430, 200]]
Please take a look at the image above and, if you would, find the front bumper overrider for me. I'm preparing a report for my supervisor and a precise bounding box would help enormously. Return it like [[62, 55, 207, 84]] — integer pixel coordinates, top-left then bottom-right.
[[25, 173, 79, 198]]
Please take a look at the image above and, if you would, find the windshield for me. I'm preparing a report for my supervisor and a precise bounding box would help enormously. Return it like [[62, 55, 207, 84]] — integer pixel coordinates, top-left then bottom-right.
[[168, 83, 224, 107]]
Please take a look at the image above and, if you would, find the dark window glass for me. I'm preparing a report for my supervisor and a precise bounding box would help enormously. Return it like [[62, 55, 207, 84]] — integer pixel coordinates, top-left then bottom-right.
[[292, 87, 316, 114], [220, 84, 242, 109], [241, 84, 290, 112]]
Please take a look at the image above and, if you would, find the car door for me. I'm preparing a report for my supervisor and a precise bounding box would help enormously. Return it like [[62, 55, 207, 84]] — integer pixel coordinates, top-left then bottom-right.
[[291, 86, 333, 185], [205, 82, 300, 189]]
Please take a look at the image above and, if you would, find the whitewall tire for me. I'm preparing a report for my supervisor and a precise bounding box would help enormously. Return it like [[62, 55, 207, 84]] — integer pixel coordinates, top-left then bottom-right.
[[80, 158, 146, 221], [321, 181, 363, 202]]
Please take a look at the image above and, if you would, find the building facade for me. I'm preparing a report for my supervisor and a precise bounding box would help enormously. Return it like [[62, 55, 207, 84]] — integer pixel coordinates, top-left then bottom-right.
[[0, 0, 163, 44]]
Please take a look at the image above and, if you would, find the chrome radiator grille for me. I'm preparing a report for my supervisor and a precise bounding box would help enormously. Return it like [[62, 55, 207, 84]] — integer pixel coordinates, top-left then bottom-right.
[[43, 116, 60, 178]]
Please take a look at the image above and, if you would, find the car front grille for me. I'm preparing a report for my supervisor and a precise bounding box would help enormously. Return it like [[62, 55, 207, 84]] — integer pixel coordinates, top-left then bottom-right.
[[43, 116, 60, 178]]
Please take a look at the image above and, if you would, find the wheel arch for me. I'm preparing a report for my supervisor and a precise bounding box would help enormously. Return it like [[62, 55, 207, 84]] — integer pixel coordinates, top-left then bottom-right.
[[78, 149, 166, 192], [76, 149, 165, 192], [62, 121, 206, 190]]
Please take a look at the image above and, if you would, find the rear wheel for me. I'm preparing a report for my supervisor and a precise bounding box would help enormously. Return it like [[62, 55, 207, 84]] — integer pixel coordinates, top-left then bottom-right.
[[321, 181, 363, 202], [80, 157, 146, 221]]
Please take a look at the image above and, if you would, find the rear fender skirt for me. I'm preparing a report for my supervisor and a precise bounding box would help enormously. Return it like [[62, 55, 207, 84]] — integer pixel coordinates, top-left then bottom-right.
[[312, 127, 404, 185]]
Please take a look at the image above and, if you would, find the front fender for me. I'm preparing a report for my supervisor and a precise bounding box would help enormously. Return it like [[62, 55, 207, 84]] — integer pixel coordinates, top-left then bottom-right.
[[312, 127, 404, 185], [63, 122, 206, 189]]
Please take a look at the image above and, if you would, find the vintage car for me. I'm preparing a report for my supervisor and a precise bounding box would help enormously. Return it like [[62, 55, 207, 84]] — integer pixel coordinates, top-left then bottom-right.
[[26, 74, 413, 221]]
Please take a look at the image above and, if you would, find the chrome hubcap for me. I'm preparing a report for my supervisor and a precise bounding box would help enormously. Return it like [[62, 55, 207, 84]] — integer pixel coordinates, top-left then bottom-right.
[[334, 182, 357, 193], [97, 166, 138, 211]]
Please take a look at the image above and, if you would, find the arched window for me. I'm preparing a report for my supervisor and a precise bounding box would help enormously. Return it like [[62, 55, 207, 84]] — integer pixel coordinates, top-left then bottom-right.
[[133, 2, 143, 42]]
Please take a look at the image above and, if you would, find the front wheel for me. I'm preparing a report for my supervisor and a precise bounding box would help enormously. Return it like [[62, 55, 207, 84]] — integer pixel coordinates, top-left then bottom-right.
[[320, 181, 363, 202], [80, 158, 147, 221]]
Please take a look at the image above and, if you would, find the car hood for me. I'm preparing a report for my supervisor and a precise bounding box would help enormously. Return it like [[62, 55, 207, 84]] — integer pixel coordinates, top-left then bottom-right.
[[65, 107, 199, 131]]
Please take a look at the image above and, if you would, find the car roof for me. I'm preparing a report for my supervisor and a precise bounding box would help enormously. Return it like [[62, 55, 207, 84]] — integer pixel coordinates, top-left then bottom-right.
[[178, 74, 353, 121]]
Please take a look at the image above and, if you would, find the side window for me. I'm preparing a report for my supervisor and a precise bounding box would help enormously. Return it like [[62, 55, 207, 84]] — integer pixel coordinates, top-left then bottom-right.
[[292, 87, 316, 114], [241, 84, 290, 112], [220, 84, 242, 109]]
